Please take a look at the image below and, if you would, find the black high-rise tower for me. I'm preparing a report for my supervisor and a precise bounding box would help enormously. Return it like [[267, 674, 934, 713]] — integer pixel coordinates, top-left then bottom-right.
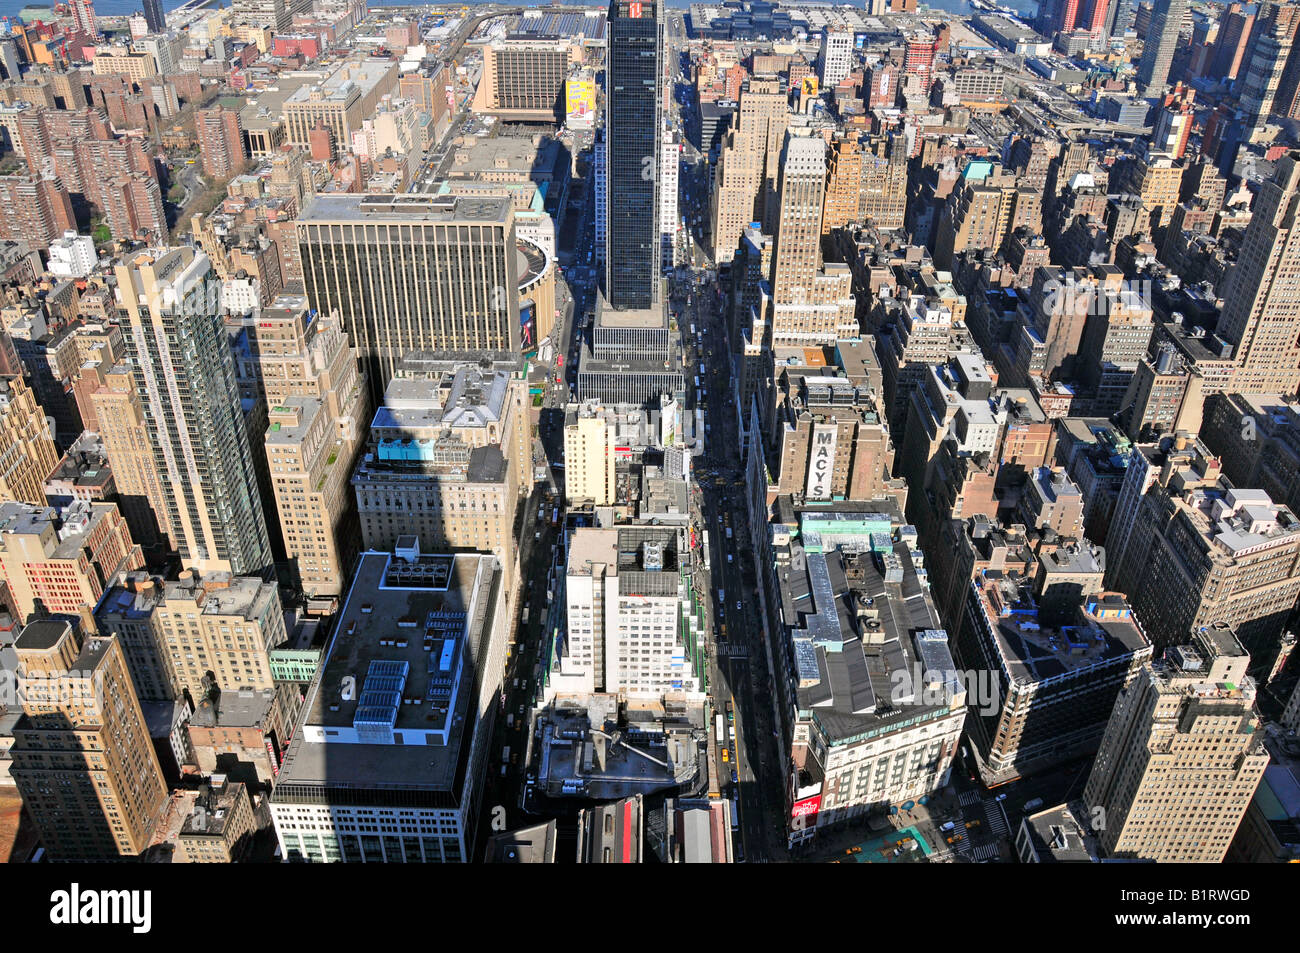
[[142, 0, 165, 33], [605, 0, 662, 311]]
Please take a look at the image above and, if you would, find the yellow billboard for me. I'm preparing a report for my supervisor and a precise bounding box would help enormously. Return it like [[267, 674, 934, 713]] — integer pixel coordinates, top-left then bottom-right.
[[802, 75, 819, 97], [566, 77, 597, 128]]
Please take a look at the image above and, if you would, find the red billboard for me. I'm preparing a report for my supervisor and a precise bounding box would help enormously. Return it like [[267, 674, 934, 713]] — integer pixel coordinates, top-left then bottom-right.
[[791, 796, 821, 820]]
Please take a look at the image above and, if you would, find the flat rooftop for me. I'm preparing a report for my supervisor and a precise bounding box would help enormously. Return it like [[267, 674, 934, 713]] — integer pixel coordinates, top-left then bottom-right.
[[485, 820, 558, 863], [973, 573, 1150, 685], [1021, 801, 1099, 862], [298, 192, 511, 225], [275, 551, 500, 795]]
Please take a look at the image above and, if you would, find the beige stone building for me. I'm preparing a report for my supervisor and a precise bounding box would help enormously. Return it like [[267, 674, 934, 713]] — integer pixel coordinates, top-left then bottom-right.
[[96, 570, 286, 701], [821, 135, 862, 237], [709, 76, 789, 263], [564, 404, 617, 507], [90, 365, 171, 551], [228, 298, 369, 597], [1084, 624, 1269, 862], [9, 620, 169, 859], [352, 367, 530, 570], [282, 59, 399, 149], [0, 374, 59, 505], [174, 779, 259, 863]]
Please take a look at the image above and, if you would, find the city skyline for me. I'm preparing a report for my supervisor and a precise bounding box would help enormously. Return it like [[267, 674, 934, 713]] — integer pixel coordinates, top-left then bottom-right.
[[0, 0, 1291, 900]]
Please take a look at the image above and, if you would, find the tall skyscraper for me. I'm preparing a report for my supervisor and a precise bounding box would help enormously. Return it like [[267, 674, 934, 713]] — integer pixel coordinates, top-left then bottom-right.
[[229, 301, 369, 599], [771, 133, 827, 306], [903, 33, 938, 91], [821, 135, 862, 237], [605, 0, 663, 311], [1077, 0, 1111, 34], [1036, 0, 1081, 35], [593, 127, 608, 267], [818, 28, 853, 89], [1135, 0, 1189, 94], [1104, 0, 1133, 35], [1217, 151, 1300, 395], [1084, 625, 1269, 862], [142, 0, 165, 34], [197, 105, 246, 178], [69, 0, 98, 36], [8, 620, 169, 860], [1237, 3, 1300, 139], [709, 76, 788, 263], [1210, 3, 1255, 81], [660, 127, 680, 272], [768, 129, 857, 345], [113, 247, 273, 576], [859, 133, 909, 230], [0, 375, 60, 506], [297, 193, 522, 394], [90, 365, 170, 551]]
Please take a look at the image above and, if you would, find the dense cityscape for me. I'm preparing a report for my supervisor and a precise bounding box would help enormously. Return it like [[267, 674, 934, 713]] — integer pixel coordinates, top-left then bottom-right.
[[0, 0, 1289, 901]]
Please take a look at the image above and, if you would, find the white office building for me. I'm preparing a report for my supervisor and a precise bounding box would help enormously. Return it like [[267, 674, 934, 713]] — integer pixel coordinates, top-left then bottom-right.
[[549, 525, 705, 700], [660, 126, 680, 272], [819, 29, 853, 90]]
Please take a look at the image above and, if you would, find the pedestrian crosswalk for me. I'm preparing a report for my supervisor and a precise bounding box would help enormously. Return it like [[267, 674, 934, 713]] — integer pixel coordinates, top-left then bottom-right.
[[970, 843, 999, 862], [958, 790, 981, 807], [983, 801, 1009, 839]]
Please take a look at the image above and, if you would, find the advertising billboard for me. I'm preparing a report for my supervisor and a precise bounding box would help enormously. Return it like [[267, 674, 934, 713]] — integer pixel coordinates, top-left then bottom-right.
[[805, 424, 838, 500], [801, 75, 819, 98], [520, 299, 536, 353], [566, 76, 596, 129], [792, 796, 822, 821]]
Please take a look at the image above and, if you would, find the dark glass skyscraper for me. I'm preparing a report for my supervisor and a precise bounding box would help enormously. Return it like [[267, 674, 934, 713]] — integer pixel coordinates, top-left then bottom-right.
[[1135, 0, 1188, 95], [142, 0, 165, 33], [605, 0, 662, 311]]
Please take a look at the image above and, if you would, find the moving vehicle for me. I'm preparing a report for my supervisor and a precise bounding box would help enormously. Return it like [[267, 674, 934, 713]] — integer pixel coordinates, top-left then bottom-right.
[[715, 713, 725, 744]]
